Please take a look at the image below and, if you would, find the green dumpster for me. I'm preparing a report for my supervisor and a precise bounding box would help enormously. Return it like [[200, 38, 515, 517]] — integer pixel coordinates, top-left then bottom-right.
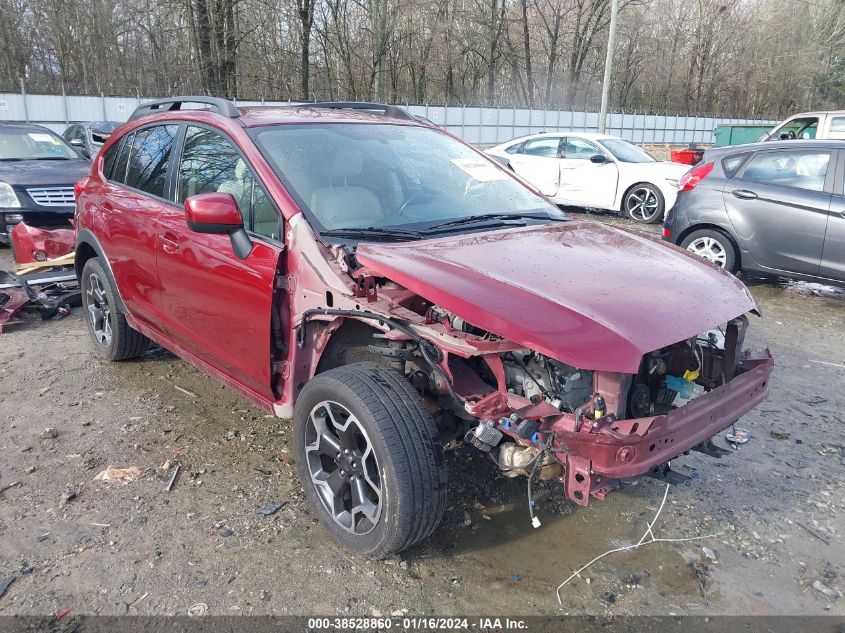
[[714, 123, 774, 146]]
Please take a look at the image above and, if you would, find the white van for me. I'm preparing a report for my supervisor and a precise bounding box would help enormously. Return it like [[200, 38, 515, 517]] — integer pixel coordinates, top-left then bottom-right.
[[763, 110, 845, 141]]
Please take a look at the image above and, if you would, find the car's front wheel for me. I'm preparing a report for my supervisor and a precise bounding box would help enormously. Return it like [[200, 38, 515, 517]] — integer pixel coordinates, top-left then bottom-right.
[[624, 183, 665, 223], [680, 228, 738, 273], [293, 362, 447, 558], [81, 258, 150, 361]]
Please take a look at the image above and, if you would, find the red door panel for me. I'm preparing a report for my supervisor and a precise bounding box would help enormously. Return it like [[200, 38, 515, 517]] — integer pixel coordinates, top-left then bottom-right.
[[154, 207, 282, 402]]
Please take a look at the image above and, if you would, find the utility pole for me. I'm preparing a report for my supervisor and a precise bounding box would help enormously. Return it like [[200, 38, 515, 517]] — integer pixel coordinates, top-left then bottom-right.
[[598, 0, 619, 133]]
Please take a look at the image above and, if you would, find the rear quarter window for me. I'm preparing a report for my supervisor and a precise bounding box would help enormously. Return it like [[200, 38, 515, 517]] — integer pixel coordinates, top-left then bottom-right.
[[722, 153, 748, 177], [101, 142, 120, 179]]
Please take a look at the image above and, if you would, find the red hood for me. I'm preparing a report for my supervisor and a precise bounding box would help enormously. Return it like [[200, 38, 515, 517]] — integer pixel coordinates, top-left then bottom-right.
[[356, 221, 757, 373]]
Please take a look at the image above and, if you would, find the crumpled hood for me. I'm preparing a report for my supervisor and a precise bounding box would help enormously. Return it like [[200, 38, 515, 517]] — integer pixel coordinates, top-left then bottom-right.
[[356, 221, 757, 373], [0, 159, 90, 186]]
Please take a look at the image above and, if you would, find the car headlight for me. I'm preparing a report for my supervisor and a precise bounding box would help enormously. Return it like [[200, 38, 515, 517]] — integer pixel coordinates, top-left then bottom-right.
[[0, 182, 21, 208]]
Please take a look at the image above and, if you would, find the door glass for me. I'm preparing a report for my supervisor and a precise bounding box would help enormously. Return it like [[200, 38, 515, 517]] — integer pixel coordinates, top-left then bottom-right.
[[773, 117, 818, 140], [564, 137, 601, 159], [504, 142, 524, 154], [177, 126, 279, 238], [124, 125, 178, 197], [102, 142, 120, 179], [521, 137, 561, 157], [740, 150, 830, 192]]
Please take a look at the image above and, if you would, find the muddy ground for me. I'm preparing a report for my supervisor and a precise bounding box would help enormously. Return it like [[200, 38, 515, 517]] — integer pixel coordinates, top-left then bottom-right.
[[0, 214, 843, 617]]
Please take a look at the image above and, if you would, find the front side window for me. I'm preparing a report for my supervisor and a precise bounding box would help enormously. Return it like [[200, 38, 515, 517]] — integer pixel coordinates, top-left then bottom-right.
[[521, 137, 561, 157], [177, 126, 279, 239], [564, 137, 602, 160], [124, 125, 178, 197], [740, 149, 830, 192], [0, 129, 78, 160], [772, 117, 818, 140], [251, 123, 561, 237]]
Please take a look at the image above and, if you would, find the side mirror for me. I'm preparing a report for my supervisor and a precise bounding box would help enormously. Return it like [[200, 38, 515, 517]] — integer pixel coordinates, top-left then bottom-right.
[[184, 192, 252, 260], [590, 153, 609, 164], [68, 138, 84, 147]]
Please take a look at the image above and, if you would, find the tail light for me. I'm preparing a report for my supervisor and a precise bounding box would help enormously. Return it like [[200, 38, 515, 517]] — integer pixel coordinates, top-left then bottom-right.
[[74, 177, 88, 200], [678, 162, 713, 192]]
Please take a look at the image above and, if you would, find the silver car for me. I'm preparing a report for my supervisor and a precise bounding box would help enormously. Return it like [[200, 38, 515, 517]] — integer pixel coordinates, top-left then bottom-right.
[[663, 140, 845, 288]]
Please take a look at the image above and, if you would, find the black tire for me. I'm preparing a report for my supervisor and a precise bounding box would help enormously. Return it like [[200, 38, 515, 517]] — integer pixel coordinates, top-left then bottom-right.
[[81, 258, 149, 361], [624, 183, 665, 224], [293, 362, 448, 558], [680, 228, 738, 273]]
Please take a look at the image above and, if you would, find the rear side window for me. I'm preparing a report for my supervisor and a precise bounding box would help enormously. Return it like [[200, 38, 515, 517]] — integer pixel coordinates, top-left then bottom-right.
[[124, 125, 179, 197], [722, 153, 747, 177], [523, 137, 561, 157], [101, 142, 120, 179], [739, 149, 830, 192], [111, 132, 134, 184], [504, 142, 524, 154], [831, 117, 845, 132]]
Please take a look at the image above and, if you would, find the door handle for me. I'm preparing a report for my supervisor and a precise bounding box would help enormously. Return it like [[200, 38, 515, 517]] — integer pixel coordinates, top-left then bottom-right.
[[731, 189, 758, 200], [159, 233, 180, 254]]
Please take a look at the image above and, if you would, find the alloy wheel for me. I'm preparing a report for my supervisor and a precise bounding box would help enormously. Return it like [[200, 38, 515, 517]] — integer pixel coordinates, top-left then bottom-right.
[[304, 400, 382, 535], [86, 273, 112, 346], [625, 186, 660, 221], [686, 236, 728, 268]]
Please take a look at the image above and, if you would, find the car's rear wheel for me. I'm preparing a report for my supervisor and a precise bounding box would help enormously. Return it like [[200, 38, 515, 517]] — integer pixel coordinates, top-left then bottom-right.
[[81, 258, 149, 361], [293, 362, 447, 558], [624, 183, 664, 223], [681, 228, 738, 273]]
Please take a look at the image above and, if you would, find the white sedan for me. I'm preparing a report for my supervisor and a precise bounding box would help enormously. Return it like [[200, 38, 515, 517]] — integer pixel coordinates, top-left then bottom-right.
[[486, 132, 690, 223]]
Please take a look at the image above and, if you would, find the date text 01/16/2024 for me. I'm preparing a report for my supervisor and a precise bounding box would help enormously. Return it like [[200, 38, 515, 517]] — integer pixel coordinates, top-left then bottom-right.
[[305, 617, 528, 630]]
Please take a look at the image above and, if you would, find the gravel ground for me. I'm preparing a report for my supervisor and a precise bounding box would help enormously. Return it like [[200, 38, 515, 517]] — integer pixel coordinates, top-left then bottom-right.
[[0, 217, 843, 617]]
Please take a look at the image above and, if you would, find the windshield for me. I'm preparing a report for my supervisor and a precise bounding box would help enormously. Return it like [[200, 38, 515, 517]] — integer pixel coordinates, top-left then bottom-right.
[[251, 123, 562, 238], [0, 129, 78, 160], [598, 139, 655, 163]]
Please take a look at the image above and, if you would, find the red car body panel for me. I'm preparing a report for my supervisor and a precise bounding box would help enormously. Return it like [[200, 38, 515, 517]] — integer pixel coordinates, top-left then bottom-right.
[[9, 222, 75, 265], [357, 221, 757, 373]]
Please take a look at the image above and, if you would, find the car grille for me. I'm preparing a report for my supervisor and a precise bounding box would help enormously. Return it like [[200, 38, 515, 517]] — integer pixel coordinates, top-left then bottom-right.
[[26, 187, 75, 207]]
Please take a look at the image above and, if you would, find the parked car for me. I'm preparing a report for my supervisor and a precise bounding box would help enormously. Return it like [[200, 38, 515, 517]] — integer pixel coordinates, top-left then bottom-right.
[[664, 140, 844, 287], [0, 123, 90, 244], [762, 110, 845, 142], [75, 97, 773, 558], [62, 121, 121, 158], [486, 132, 689, 223]]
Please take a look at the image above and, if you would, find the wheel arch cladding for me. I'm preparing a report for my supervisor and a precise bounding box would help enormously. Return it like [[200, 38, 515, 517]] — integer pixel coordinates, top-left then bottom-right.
[[75, 230, 127, 312]]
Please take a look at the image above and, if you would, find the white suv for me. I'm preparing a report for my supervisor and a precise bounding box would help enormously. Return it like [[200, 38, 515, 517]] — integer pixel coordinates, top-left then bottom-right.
[[764, 110, 845, 141]]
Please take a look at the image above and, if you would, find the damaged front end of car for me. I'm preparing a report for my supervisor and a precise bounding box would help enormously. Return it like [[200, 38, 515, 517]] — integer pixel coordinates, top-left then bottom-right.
[[284, 219, 774, 508]]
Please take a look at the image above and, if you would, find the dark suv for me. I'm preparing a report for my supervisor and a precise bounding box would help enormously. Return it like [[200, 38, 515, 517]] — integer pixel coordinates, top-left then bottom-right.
[[75, 97, 772, 558], [664, 140, 844, 287], [0, 123, 90, 243]]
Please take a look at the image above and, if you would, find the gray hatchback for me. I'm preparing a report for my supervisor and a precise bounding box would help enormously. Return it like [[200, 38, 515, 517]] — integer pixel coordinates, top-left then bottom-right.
[[664, 140, 845, 288]]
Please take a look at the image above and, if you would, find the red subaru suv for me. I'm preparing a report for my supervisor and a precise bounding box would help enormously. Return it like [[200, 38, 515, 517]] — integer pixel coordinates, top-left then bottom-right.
[[75, 97, 773, 558]]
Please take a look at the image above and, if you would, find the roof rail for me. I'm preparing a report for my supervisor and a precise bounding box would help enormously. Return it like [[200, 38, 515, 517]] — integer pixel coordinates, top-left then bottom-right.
[[302, 102, 416, 121], [129, 96, 240, 121]]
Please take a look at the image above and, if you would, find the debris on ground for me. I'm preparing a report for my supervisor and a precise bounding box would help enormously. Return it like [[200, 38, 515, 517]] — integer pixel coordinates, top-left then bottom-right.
[[94, 465, 143, 484], [812, 580, 840, 601], [187, 603, 208, 617], [165, 465, 180, 491], [691, 562, 711, 606], [60, 490, 76, 505], [41, 427, 58, 440], [770, 430, 790, 440], [0, 482, 22, 497], [797, 522, 831, 545], [701, 546, 718, 562], [174, 385, 197, 398], [258, 500, 287, 517], [0, 267, 80, 333], [726, 428, 751, 447], [0, 578, 14, 601], [10, 223, 74, 266]]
